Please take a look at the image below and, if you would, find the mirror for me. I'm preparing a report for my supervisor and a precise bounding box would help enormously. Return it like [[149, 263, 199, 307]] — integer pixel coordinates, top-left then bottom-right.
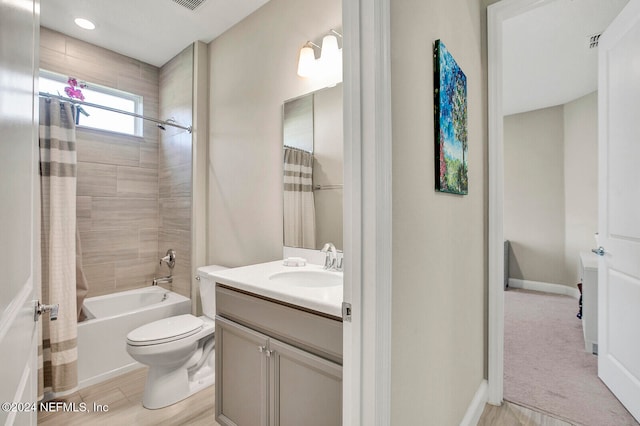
[[283, 84, 343, 251]]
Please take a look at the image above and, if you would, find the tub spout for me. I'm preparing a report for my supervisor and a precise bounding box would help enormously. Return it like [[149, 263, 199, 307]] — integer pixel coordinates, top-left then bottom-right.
[[152, 275, 173, 286]]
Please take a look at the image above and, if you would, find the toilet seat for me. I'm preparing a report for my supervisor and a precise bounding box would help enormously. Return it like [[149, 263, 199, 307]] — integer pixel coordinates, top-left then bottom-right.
[[127, 314, 204, 347]]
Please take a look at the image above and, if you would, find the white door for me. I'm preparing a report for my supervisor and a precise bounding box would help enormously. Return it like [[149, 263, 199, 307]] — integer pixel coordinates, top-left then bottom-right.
[[597, 0, 640, 421], [0, 1, 40, 425]]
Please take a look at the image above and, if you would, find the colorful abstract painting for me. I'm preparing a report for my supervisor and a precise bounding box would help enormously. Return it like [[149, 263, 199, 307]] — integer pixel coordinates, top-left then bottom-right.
[[434, 40, 468, 195]]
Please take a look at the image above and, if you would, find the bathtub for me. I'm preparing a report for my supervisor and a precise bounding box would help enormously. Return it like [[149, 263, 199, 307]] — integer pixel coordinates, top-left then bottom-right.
[[77, 286, 191, 389]]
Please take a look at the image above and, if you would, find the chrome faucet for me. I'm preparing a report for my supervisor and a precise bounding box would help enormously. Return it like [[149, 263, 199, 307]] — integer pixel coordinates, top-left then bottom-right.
[[160, 249, 176, 269], [321, 243, 343, 271], [152, 275, 173, 286], [153, 249, 176, 286]]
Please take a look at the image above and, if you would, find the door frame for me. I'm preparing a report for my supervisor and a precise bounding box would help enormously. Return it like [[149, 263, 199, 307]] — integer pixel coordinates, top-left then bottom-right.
[[343, 0, 393, 424], [487, 0, 556, 405]]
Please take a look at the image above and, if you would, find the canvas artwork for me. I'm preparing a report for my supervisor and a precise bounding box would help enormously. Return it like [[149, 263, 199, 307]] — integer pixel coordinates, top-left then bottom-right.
[[434, 39, 468, 195]]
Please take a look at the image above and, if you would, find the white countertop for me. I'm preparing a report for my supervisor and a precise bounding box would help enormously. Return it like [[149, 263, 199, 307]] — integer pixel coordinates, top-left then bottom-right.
[[580, 251, 599, 271], [207, 260, 344, 318]]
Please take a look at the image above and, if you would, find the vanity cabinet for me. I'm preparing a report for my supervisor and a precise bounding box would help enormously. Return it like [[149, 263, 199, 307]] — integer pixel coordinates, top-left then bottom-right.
[[215, 285, 342, 426], [580, 252, 599, 354]]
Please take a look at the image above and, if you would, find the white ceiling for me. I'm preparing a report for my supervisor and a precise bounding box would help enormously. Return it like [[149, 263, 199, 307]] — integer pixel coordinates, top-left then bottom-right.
[[41, 0, 629, 114], [40, 0, 271, 67], [503, 0, 629, 116]]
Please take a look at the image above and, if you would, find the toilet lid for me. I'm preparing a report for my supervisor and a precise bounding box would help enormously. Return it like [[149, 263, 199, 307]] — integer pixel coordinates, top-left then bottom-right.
[[126, 314, 203, 346]]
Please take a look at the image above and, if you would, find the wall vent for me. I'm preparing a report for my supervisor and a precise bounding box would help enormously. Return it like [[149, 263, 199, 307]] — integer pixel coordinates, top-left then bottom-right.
[[172, 0, 206, 11], [588, 33, 602, 49]]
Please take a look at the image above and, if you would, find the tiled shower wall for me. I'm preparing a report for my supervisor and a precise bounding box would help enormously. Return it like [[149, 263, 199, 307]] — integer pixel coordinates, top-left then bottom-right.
[[40, 28, 181, 298], [158, 46, 194, 298]]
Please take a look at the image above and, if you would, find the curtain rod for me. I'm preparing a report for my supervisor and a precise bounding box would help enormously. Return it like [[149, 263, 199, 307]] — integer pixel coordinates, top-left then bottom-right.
[[313, 184, 343, 191], [38, 92, 192, 133]]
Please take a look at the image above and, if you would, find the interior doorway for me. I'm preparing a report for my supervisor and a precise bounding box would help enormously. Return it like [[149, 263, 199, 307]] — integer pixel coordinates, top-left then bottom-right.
[[487, 1, 635, 424]]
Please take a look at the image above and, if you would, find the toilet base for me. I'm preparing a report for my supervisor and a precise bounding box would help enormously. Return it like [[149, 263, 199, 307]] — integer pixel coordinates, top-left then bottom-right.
[[142, 362, 215, 409], [140, 336, 216, 410]]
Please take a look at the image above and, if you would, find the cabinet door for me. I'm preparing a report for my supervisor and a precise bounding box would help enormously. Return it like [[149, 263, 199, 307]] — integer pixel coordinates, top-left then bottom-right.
[[269, 339, 342, 426], [216, 316, 269, 426]]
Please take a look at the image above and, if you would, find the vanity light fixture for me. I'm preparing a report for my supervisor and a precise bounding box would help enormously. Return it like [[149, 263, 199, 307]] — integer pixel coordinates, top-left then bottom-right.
[[74, 18, 96, 30], [320, 33, 340, 67], [297, 29, 342, 85], [297, 41, 320, 78]]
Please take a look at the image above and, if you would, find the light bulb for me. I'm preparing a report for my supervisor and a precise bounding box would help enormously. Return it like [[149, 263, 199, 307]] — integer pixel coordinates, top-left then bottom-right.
[[297, 46, 317, 78], [320, 35, 340, 67]]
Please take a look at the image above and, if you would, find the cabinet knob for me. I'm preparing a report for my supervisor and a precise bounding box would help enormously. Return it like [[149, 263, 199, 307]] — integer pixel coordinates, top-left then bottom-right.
[[258, 345, 265, 353]]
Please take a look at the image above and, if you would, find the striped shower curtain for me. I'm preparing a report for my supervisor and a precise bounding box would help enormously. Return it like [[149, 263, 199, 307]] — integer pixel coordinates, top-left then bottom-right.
[[283, 147, 316, 249], [38, 98, 79, 399]]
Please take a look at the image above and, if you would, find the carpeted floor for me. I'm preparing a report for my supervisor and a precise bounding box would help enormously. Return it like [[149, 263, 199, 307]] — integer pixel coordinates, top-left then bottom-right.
[[504, 289, 639, 426]]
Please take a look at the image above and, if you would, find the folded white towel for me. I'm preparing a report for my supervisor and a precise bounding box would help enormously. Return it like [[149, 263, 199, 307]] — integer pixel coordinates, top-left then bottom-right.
[[283, 257, 307, 267]]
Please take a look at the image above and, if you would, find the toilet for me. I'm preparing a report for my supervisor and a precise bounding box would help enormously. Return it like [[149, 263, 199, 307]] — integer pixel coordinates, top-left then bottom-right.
[[126, 265, 227, 409]]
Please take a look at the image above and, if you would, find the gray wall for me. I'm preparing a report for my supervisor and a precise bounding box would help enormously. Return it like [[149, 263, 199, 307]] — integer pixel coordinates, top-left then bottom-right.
[[40, 28, 162, 298], [504, 92, 598, 287], [207, 0, 341, 267], [564, 92, 598, 284], [504, 105, 567, 285], [390, 0, 487, 423], [158, 45, 194, 298]]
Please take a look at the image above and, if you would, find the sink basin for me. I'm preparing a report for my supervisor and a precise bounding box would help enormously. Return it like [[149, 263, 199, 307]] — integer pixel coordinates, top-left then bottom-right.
[[269, 270, 342, 288]]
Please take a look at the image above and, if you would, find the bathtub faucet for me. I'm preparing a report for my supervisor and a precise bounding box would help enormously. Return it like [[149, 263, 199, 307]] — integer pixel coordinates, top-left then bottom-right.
[[152, 275, 173, 286], [160, 249, 176, 270]]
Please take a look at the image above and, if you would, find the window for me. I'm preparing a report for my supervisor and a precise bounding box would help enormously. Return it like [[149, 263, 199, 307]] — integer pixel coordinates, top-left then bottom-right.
[[39, 70, 144, 137]]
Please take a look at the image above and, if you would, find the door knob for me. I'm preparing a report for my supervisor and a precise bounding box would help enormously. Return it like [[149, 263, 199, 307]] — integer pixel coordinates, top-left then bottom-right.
[[34, 301, 59, 322], [591, 246, 606, 256]]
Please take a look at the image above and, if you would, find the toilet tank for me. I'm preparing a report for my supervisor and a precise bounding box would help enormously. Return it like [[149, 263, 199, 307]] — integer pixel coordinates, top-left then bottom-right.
[[196, 265, 228, 319]]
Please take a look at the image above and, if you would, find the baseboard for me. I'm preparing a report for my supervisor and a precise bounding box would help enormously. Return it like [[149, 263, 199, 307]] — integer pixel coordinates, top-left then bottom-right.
[[77, 362, 142, 390], [508, 279, 580, 299], [460, 379, 488, 426]]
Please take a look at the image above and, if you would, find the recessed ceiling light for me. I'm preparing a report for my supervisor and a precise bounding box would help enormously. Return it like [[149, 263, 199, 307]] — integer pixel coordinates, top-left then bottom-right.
[[74, 18, 95, 30]]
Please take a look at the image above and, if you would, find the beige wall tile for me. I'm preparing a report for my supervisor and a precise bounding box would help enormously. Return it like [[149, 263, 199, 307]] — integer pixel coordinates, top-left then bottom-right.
[[143, 121, 161, 141], [64, 36, 141, 78], [159, 163, 191, 198], [90, 197, 159, 229], [117, 166, 158, 196], [40, 27, 65, 53], [80, 229, 138, 264], [160, 197, 191, 232], [77, 162, 117, 196], [77, 131, 140, 167], [117, 75, 159, 103], [159, 45, 194, 302], [115, 257, 157, 289], [139, 143, 159, 169], [62, 54, 119, 89], [158, 132, 192, 170], [77, 217, 92, 233], [76, 196, 91, 218], [39, 47, 68, 75], [139, 229, 159, 259], [82, 262, 116, 298], [141, 63, 159, 82]]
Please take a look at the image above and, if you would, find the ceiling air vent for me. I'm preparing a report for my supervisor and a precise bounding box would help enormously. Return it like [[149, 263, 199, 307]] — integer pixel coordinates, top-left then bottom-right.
[[172, 0, 206, 11], [588, 33, 602, 49]]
